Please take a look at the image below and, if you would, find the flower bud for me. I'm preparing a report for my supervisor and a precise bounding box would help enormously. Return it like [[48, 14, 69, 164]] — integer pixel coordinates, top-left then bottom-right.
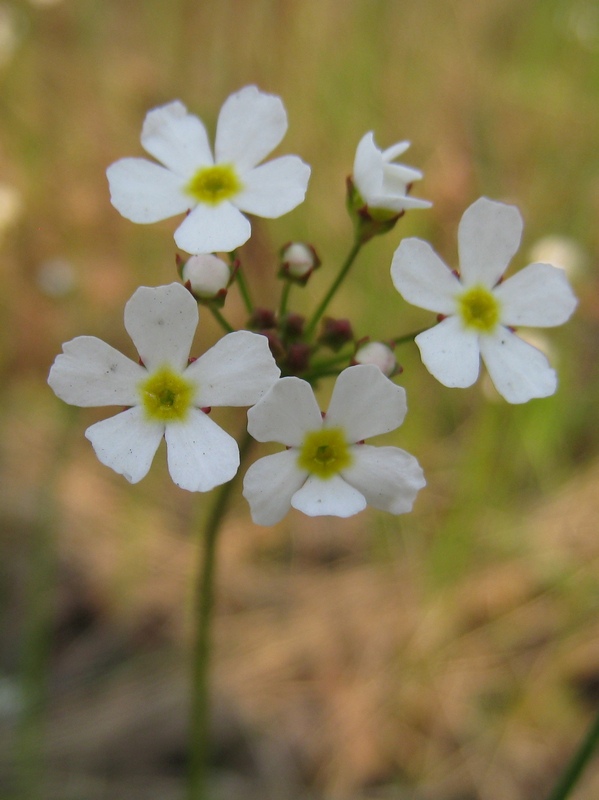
[[248, 307, 277, 330], [318, 317, 354, 351], [285, 342, 312, 374], [279, 242, 320, 284], [279, 312, 305, 340], [181, 254, 230, 300], [353, 341, 397, 376]]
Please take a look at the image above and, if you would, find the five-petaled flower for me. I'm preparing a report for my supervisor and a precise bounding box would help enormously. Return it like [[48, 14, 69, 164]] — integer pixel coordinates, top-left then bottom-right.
[[242, 364, 425, 525], [352, 132, 431, 215], [106, 85, 311, 254], [48, 283, 280, 491], [390, 197, 578, 403]]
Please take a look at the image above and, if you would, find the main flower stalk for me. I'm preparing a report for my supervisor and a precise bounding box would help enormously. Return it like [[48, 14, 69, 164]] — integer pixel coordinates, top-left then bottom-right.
[[188, 429, 254, 800]]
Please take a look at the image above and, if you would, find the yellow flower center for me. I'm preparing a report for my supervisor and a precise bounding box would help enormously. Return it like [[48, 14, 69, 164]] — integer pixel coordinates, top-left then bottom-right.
[[297, 427, 353, 479], [139, 366, 195, 422], [185, 164, 243, 205], [458, 285, 500, 332]]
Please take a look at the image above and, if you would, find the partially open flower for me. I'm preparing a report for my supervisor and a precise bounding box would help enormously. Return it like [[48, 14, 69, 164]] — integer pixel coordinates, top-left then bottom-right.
[[48, 283, 280, 490], [242, 364, 425, 525], [352, 132, 431, 217]]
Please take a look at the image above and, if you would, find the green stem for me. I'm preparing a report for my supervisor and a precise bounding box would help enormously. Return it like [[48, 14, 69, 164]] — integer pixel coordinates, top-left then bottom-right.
[[391, 328, 429, 346], [235, 268, 254, 315], [278, 281, 292, 319], [188, 428, 254, 800], [207, 305, 235, 334], [545, 708, 599, 800], [14, 405, 79, 800], [305, 238, 363, 339]]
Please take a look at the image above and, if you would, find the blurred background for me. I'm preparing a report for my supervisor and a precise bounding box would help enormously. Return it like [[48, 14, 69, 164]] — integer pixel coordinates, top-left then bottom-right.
[[1, 0, 599, 798]]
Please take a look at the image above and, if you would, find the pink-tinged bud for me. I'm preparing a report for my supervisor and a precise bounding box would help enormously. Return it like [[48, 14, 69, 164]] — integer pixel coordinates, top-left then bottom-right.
[[279, 242, 320, 284], [181, 254, 230, 299], [248, 307, 277, 330], [285, 342, 312, 374], [353, 341, 397, 376], [279, 312, 305, 339], [318, 317, 354, 351]]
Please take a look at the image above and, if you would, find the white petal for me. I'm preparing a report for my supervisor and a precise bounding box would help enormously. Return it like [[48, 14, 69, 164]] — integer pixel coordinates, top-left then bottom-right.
[[458, 197, 523, 287], [242, 449, 307, 525], [479, 328, 557, 403], [185, 330, 280, 407], [391, 238, 461, 314], [342, 445, 425, 514], [291, 474, 366, 518], [106, 158, 191, 223], [324, 365, 407, 442], [353, 132, 383, 201], [215, 86, 288, 172], [246, 377, 322, 447], [382, 162, 423, 191], [495, 263, 578, 327], [140, 100, 213, 176], [173, 202, 251, 254], [124, 283, 198, 372], [415, 316, 481, 388], [85, 406, 164, 483], [382, 141, 410, 161], [234, 156, 310, 217], [48, 336, 146, 407], [164, 409, 239, 492], [367, 193, 432, 212]]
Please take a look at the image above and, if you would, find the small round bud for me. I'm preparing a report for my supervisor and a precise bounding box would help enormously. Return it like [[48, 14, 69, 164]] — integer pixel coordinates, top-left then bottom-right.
[[182, 254, 230, 299], [279, 312, 305, 339], [248, 307, 277, 330], [279, 242, 320, 284], [318, 317, 354, 351], [354, 342, 397, 376], [285, 342, 311, 374]]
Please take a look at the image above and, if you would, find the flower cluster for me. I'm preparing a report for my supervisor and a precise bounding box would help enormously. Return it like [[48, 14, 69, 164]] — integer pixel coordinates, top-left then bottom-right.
[[48, 85, 578, 525]]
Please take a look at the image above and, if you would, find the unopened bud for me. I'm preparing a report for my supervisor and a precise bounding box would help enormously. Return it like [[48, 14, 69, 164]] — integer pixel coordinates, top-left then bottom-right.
[[353, 341, 397, 376], [182, 254, 230, 299], [285, 342, 311, 374], [248, 307, 277, 330], [279, 312, 305, 339], [279, 242, 320, 283], [318, 317, 354, 351]]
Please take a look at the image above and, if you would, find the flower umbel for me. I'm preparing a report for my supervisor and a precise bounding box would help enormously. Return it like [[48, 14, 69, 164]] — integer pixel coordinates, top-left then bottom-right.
[[390, 196, 578, 403], [242, 364, 425, 525], [106, 85, 311, 254], [48, 283, 280, 491]]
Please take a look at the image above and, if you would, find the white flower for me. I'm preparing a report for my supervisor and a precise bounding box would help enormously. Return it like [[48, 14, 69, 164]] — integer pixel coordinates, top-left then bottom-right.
[[353, 341, 397, 376], [242, 364, 425, 525], [182, 254, 230, 298], [48, 283, 280, 491], [390, 197, 578, 403], [106, 86, 311, 254], [353, 132, 431, 214]]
